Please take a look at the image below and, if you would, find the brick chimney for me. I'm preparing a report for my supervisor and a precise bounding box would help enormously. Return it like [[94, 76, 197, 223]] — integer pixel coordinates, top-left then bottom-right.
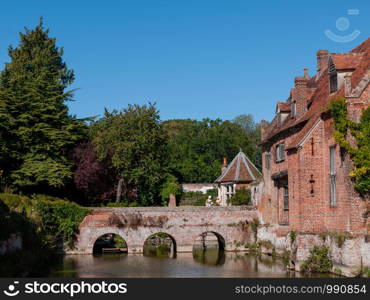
[[294, 68, 310, 118], [221, 157, 228, 173], [316, 50, 329, 75], [260, 120, 269, 140]]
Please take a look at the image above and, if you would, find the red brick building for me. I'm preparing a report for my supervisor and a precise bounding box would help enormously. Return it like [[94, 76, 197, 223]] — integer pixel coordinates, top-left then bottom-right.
[[259, 38, 369, 237]]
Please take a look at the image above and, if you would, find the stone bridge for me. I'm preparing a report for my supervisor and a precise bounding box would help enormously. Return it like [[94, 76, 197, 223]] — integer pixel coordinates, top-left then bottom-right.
[[72, 206, 257, 254]]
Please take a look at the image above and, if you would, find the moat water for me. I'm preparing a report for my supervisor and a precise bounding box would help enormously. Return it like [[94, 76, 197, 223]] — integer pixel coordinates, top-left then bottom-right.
[[47, 250, 331, 278]]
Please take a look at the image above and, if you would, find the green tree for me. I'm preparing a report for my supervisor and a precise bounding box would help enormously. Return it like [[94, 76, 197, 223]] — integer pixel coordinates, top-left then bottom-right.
[[92, 103, 168, 206], [160, 174, 181, 205], [164, 118, 259, 183], [232, 114, 262, 168], [0, 19, 86, 190]]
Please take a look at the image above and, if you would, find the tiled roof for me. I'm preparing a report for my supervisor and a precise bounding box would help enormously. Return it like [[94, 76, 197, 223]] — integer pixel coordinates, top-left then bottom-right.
[[261, 37, 370, 148], [215, 151, 262, 183], [277, 102, 291, 112], [331, 53, 364, 70], [286, 38, 370, 150]]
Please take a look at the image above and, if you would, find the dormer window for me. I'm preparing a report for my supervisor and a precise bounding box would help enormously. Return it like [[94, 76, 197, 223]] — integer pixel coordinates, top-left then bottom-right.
[[328, 57, 338, 93], [330, 72, 338, 93], [290, 101, 296, 118]]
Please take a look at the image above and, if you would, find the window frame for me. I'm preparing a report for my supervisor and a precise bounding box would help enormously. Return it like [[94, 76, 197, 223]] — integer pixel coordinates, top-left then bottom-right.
[[329, 146, 337, 207], [291, 100, 296, 118], [275, 143, 286, 163], [283, 186, 289, 210]]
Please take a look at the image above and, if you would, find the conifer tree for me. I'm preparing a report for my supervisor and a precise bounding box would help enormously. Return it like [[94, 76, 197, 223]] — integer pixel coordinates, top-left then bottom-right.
[[0, 19, 86, 189]]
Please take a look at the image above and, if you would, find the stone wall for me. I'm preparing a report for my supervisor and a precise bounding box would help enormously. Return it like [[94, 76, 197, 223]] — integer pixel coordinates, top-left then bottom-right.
[[181, 183, 217, 194], [256, 224, 370, 277]]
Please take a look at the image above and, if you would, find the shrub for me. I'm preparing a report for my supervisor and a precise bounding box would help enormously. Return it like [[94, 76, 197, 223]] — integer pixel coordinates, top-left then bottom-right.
[[228, 188, 251, 206], [34, 199, 91, 248], [244, 242, 260, 254], [258, 240, 273, 249], [290, 231, 296, 244], [0, 193, 33, 216], [300, 246, 333, 273], [250, 218, 260, 241], [334, 233, 347, 248], [160, 174, 181, 205], [282, 250, 291, 265], [0, 193, 91, 249]]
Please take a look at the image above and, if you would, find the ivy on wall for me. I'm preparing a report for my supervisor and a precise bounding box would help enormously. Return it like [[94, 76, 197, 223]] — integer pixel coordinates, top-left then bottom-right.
[[329, 97, 370, 196]]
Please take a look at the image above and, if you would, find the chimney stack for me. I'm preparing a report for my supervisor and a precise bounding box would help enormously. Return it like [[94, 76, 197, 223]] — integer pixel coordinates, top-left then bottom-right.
[[316, 50, 329, 74], [303, 67, 309, 79], [294, 74, 309, 118], [221, 157, 228, 173], [260, 120, 269, 140]]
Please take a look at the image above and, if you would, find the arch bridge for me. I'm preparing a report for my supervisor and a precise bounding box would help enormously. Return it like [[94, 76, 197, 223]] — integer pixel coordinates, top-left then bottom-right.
[[72, 206, 257, 254]]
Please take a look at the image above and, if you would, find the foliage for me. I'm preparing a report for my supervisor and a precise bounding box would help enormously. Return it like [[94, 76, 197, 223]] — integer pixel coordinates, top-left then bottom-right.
[[0, 193, 90, 249], [34, 198, 90, 247], [232, 114, 262, 168], [290, 231, 296, 244], [333, 233, 347, 248], [160, 174, 181, 204], [92, 103, 168, 206], [282, 250, 291, 265], [163, 118, 260, 183], [113, 235, 126, 248], [72, 142, 119, 204], [250, 218, 260, 241], [228, 188, 252, 206], [244, 242, 260, 254], [258, 240, 273, 249], [300, 246, 333, 273], [0, 194, 61, 276], [0, 19, 87, 190], [329, 98, 370, 196]]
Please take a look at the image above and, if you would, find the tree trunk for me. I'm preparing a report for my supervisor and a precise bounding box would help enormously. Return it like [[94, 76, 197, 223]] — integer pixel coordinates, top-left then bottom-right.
[[116, 178, 124, 203]]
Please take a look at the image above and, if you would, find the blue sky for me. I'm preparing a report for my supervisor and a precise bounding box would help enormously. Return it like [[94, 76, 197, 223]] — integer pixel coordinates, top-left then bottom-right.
[[0, 0, 369, 122]]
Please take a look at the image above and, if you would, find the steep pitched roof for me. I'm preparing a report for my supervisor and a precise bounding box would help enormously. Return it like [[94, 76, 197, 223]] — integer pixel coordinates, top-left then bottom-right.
[[261, 37, 370, 148], [277, 102, 291, 112], [286, 38, 370, 150], [215, 151, 262, 183]]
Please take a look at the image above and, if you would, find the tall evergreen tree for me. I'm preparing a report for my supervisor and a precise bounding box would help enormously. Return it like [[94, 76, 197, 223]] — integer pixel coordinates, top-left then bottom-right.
[[0, 19, 86, 190]]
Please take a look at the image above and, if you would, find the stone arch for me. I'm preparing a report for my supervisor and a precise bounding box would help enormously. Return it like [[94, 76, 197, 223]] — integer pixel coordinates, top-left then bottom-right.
[[143, 232, 177, 255], [92, 232, 128, 254], [82, 227, 130, 254], [193, 231, 226, 250]]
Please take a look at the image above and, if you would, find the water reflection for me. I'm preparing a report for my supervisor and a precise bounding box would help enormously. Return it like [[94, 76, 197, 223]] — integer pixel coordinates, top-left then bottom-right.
[[143, 233, 176, 258], [48, 251, 311, 278], [192, 248, 225, 266]]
